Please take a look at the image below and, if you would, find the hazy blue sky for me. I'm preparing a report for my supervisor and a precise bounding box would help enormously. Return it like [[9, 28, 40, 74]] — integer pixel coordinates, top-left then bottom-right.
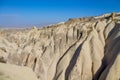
[[0, 0, 120, 28]]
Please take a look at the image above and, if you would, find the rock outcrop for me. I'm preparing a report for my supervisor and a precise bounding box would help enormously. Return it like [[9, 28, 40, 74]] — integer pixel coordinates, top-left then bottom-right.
[[0, 12, 120, 80], [0, 63, 38, 80]]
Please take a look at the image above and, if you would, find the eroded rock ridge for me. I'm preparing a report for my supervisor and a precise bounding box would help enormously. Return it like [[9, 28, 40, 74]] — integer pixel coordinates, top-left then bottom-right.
[[0, 12, 120, 80]]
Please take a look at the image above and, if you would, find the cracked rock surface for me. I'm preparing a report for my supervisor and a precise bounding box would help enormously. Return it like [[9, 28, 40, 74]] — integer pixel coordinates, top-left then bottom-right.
[[0, 12, 120, 80]]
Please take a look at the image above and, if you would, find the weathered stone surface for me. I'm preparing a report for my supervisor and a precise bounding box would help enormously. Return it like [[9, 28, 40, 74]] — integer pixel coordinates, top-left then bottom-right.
[[0, 12, 120, 80], [0, 63, 38, 80]]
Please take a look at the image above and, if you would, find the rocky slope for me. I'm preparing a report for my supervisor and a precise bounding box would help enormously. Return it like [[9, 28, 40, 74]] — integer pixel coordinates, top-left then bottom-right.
[[0, 12, 120, 80], [0, 63, 38, 80]]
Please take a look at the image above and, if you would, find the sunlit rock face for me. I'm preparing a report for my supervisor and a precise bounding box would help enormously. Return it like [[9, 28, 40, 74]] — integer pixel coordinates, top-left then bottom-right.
[[0, 63, 39, 80], [0, 12, 120, 80]]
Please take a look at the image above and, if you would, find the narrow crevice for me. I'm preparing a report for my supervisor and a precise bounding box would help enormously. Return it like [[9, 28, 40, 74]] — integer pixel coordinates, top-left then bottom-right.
[[77, 29, 80, 39], [24, 53, 30, 66], [64, 33, 87, 80], [33, 58, 37, 71], [66, 31, 68, 43], [93, 56, 107, 80], [53, 70, 63, 80], [54, 34, 81, 80], [93, 23, 120, 80], [41, 46, 47, 57], [65, 42, 83, 80]]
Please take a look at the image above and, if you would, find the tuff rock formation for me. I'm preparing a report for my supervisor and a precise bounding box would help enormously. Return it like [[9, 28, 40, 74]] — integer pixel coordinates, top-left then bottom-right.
[[0, 12, 120, 80], [0, 63, 38, 80]]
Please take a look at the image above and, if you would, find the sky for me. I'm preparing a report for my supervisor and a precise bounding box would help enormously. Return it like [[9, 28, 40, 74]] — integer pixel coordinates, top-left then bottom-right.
[[0, 0, 120, 28]]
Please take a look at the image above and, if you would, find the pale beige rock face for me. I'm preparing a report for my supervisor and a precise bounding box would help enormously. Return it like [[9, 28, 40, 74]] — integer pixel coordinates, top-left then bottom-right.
[[0, 63, 38, 80], [106, 54, 120, 80], [0, 12, 120, 80]]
